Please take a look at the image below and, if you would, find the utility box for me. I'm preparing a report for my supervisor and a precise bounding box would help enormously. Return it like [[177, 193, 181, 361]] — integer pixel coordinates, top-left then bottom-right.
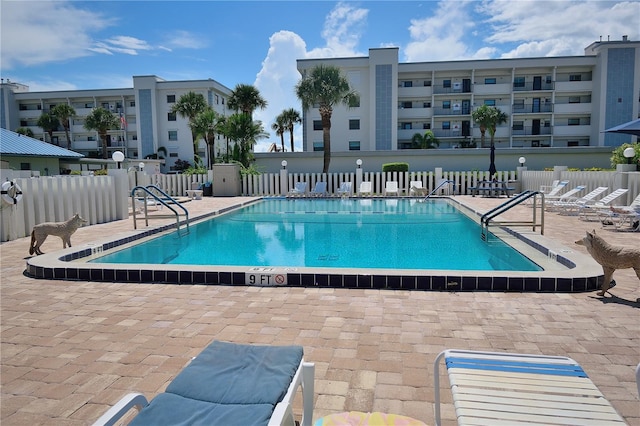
[[212, 164, 242, 196]]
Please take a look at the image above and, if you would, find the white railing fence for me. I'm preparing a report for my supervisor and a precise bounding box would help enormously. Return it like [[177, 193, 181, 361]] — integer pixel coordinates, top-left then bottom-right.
[[2, 169, 638, 242]]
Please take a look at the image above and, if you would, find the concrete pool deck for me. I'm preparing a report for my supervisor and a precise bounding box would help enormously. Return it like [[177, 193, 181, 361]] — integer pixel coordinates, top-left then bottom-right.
[[1, 195, 639, 425]]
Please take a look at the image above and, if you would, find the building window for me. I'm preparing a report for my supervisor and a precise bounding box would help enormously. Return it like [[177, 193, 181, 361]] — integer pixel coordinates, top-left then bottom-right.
[[423, 80, 432, 87], [168, 130, 178, 141], [169, 152, 179, 157], [129, 101, 136, 107], [443, 80, 451, 88], [168, 112, 177, 121], [512, 121, 524, 131], [215, 95, 219, 104], [514, 77, 525, 87], [313, 120, 323, 131], [20, 120, 27, 126], [85, 102, 94, 108], [443, 101, 451, 109], [569, 74, 582, 82], [423, 123, 431, 129], [423, 101, 431, 108], [167, 94, 176, 103], [348, 141, 360, 151], [442, 121, 450, 130], [403, 81, 413, 87], [400, 101, 412, 109], [349, 119, 360, 130], [20, 163, 30, 170], [513, 99, 523, 109], [401, 122, 412, 130], [568, 118, 580, 126], [313, 141, 323, 151], [484, 78, 496, 84], [569, 96, 580, 104], [484, 99, 496, 106]]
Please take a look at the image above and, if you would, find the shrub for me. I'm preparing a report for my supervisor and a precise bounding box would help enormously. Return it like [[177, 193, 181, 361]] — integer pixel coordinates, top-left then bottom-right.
[[610, 143, 640, 168], [382, 162, 409, 172]]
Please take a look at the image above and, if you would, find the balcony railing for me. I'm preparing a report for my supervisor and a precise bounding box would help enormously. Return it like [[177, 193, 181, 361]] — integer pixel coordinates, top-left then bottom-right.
[[512, 82, 555, 91], [512, 103, 553, 113], [512, 126, 552, 136]]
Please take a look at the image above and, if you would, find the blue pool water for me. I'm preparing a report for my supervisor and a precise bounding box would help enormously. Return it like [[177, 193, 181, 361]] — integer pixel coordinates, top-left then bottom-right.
[[92, 198, 541, 271]]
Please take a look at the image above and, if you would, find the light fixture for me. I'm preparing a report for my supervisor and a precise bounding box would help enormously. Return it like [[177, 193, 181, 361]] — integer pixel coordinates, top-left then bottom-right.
[[138, 162, 145, 171], [111, 151, 125, 169], [356, 159, 362, 168], [518, 156, 526, 166], [623, 147, 635, 164], [281, 160, 287, 169]]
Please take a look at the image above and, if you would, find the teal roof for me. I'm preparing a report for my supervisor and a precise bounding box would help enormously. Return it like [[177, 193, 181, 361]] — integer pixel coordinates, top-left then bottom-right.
[[0, 128, 84, 158]]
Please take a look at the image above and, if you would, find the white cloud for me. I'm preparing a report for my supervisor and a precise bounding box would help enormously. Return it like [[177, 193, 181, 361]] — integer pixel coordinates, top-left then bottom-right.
[[404, 0, 477, 62], [253, 2, 369, 153], [0, 1, 112, 68], [479, 0, 640, 58], [164, 30, 208, 50]]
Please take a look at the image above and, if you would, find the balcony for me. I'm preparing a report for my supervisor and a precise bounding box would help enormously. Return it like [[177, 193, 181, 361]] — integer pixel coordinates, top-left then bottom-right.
[[398, 86, 431, 97], [553, 125, 591, 137], [433, 108, 471, 116], [553, 102, 591, 114], [512, 82, 554, 92], [554, 81, 592, 92], [512, 103, 553, 114], [512, 126, 552, 136], [473, 83, 512, 95], [397, 107, 431, 120]]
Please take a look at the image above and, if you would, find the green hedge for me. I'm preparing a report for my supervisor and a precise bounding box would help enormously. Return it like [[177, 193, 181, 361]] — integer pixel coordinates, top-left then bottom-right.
[[382, 162, 409, 172]]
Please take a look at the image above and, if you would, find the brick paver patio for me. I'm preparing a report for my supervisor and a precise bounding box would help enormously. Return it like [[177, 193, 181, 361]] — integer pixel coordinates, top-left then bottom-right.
[[1, 195, 638, 425]]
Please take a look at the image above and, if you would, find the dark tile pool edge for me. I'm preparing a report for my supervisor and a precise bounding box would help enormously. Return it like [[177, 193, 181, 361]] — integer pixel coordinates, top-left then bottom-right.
[[25, 198, 605, 293]]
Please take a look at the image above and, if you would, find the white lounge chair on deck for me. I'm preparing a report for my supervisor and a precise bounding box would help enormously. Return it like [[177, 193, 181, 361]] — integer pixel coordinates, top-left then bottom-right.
[[384, 181, 399, 196], [434, 349, 626, 426], [597, 193, 640, 230], [358, 181, 372, 197], [287, 182, 308, 197], [578, 188, 629, 221], [309, 182, 327, 197], [550, 186, 609, 214], [544, 185, 585, 207]]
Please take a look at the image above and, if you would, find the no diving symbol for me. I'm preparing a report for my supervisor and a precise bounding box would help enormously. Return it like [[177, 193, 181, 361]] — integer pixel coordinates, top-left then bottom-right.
[[275, 274, 286, 285]]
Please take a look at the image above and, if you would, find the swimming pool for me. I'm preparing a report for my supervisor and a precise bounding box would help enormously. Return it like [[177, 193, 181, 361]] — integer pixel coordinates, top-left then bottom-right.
[[93, 199, 540, 271], [25, 197, 604, 292]]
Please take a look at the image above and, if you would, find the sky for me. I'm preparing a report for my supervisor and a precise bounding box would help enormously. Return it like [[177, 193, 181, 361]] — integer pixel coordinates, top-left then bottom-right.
[[1, 0, 639, 152]]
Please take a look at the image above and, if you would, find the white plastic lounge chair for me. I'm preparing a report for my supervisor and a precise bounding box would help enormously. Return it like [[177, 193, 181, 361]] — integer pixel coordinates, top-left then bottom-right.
[[384, 181, 399, 196], [309, 182, 327, 197], [544, 185, 585, 206], [358, 181, 372, 197], [336, 182, 352, 197], [597, 194, 640, 231], [409, 181, 428, 196], [549, 186, 609, 214], [578, 188, 630, 221], [541, 180, 569, 198], [434, 349, 626, 426], [539, 179, 561, 194], [94, 341, 315, 426], [287, 182, 307, 197]]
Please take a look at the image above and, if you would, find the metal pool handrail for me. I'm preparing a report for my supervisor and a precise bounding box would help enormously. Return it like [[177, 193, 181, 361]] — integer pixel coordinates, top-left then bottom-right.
[[480, 191, 544, 241], [423, 179, 455, 200], [130, 185, 190, 231]]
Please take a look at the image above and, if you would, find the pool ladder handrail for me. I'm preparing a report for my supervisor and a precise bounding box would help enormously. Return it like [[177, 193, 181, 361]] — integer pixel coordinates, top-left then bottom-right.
[[480, 191, 544, 241], [131, 185, 190, 232], [422, 179, 455, 201]]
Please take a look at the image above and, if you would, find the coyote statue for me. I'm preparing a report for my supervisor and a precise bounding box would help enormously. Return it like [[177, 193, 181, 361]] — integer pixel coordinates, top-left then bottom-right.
[[29, 213, 87, 255], [576, 229, 640, 300]]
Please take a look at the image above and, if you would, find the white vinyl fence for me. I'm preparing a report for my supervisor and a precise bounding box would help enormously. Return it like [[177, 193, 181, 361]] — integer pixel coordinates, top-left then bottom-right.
[[2, 169, 639, 242]]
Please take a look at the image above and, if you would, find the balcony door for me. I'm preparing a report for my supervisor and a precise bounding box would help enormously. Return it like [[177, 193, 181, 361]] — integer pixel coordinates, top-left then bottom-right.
[[533, 76, 542, 90], [532, 98, 540, 113]]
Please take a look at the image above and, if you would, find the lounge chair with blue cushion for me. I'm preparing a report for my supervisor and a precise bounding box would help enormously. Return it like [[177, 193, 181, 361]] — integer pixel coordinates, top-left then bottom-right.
[[288, 182, 308, 197], [94, 341, 315, 426], [434, 349, 625, 426], [310, 182, 327, 197]]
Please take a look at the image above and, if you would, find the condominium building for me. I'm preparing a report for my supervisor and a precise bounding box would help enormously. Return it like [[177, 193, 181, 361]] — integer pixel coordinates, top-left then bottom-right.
[[296, 36, 639, 152], [0, 75, 232, 171]]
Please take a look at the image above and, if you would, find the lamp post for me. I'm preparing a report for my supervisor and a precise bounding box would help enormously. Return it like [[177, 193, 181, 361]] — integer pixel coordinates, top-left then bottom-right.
[[356, 159, 363, 192], [519, 156, 526, 167], [280, 160, 288, 195], [112, 150, 125, 169], [356, 159, 362, 168], [623, 147, 635, 165], [281, 160, 287, 170]]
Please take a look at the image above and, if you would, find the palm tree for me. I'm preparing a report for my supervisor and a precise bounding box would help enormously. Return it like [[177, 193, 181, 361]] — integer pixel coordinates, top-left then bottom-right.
[[172, 92, 208, 165], [224, 113, 268, 167], [280, 108, 302, 152], [191, 107, 222, 168], [227, 84, 267, 119], [36, 112, 60, 144], [471, 105, 508, 148], [15, 127, 34, 137], [84, 107, 120, 159], [295, 65, 358, 173], [271, 116, 286, 152], [51, 104, 76, 149], [411, 130, 439, 149]]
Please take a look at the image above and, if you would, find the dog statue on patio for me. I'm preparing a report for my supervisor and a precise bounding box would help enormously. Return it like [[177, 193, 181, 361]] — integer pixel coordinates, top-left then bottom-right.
[[29, 213, 87, 255], [575, 229, 640, 300]]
